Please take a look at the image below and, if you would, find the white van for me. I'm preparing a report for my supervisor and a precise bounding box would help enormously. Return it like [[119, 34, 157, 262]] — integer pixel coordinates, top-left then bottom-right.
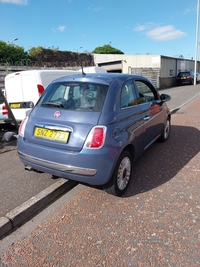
[[5, 67, 107, 123], [5, 69, 77, 122], [78, 66, 107, 73]]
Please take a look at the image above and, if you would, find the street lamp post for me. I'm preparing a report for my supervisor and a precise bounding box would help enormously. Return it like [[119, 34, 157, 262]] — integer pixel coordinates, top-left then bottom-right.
[[194, 0, 200, 85], [7, 37, 18, 44], [72, 46, 83, 68], [73, 46, 83, 54], [12, 38, 18, 44]]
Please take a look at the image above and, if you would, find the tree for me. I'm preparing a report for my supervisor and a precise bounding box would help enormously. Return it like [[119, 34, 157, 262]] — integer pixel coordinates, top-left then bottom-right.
[[28, 46, 44, 61], [92, 44, 124, 54], [0, 40, 30, 65]]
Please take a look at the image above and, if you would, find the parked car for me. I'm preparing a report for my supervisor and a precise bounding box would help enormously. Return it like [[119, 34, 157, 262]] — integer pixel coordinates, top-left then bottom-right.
[[17, 73, 171, 196], [0, 88, 9, 121], [176, 71, 196, 86]]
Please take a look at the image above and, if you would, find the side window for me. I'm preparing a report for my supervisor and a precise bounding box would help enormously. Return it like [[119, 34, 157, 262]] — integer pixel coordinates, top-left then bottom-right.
[[135, 80, 155, 104], [120, 80, 138, 108]]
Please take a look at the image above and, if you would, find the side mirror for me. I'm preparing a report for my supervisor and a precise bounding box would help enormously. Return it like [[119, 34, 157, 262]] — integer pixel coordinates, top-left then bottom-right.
[[160, 93, 171, 102]]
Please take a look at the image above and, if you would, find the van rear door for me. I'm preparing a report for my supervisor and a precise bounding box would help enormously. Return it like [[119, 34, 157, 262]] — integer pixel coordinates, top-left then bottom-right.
[[5, 71, 38, 122]]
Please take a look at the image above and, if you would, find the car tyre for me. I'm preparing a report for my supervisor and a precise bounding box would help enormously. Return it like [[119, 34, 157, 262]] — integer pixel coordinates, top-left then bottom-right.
[[159, 117, 170, 142], [103, 151, 132, 197]]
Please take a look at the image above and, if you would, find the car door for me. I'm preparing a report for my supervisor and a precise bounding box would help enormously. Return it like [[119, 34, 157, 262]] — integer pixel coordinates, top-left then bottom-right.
[[118, 79, 145, 156], [134, 79, 164, 150]]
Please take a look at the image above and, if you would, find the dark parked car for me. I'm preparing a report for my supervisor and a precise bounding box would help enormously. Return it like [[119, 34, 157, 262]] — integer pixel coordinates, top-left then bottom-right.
[[17, 73, 171, 196], [176, 71, 196, 86]]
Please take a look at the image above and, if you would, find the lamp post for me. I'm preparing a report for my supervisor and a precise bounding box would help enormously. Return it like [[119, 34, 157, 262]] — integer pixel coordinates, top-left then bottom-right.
[[194, 0, 199, 85], [73, 46, 83, 54], [12, 38, 18, 44], [7, 37, 18, 44], [72, 46, 83, 68]]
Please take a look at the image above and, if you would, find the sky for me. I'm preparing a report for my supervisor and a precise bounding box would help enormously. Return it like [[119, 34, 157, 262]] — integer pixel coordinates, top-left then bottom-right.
[[0, 0, 199, 59]]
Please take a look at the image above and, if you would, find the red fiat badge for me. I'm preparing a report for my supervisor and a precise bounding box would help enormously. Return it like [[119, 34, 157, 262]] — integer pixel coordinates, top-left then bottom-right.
[[54, 111, 61, 118]]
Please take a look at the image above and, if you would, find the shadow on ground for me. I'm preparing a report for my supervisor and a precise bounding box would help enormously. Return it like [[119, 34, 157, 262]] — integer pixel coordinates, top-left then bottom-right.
[[124, 124, 200, 197], [0, 123, 18, 153]]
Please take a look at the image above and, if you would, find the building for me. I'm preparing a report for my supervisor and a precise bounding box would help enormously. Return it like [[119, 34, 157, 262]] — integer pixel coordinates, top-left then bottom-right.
[[94, 54, 199, 89]]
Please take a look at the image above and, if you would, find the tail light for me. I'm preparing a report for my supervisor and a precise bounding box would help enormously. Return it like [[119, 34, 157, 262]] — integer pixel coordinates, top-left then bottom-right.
[[37, 84, 45, 96], [18, 117, 28, 137], [84, 126, 107, 149], [2, 105, 8, 115]]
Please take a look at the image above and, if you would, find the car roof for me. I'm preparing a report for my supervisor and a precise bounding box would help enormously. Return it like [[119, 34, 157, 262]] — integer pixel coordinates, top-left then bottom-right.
[[52, 72, 149, 85], [178, 71, 193, 74]]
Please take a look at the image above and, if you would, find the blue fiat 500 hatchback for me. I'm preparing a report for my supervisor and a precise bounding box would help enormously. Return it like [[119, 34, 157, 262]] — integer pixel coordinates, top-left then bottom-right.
[[17, 72, 171, 196]]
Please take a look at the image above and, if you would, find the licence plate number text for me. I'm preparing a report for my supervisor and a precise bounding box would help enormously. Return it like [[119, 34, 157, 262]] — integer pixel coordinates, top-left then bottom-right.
[[34, 127, 69, 143]]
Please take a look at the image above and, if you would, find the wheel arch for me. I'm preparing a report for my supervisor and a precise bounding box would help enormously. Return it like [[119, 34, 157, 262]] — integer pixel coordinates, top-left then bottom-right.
[[123, 143, 136, 162], [105, 143, 136, 185]]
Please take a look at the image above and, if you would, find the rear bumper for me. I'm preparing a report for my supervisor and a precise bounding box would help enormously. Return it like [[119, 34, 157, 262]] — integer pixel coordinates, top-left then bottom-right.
[[18, 151, 97, 176], [17, 136, 119, 185], [177, 79, 192, 85]]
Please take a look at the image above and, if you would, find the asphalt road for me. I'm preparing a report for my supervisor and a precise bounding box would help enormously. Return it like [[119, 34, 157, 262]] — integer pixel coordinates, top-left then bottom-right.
[[0, 87, 200, 266], [159, 83, 200, 112]]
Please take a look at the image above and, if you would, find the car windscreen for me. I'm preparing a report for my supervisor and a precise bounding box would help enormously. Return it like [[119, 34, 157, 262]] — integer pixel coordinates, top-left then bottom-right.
[[37, 82, 109, 111]]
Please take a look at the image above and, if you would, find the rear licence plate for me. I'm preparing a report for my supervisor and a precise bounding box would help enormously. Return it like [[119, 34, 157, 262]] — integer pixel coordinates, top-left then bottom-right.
[[34, 127, 69, 143], [10, 103, 20, 108]]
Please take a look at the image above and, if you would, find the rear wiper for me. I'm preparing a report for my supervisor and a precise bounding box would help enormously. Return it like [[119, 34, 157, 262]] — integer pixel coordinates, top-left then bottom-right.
[[41, 102, 64, 108]]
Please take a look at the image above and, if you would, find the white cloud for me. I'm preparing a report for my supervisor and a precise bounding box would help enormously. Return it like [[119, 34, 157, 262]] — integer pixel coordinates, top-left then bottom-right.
[[183, 6, 195, 14], [87, 5, 103, 12], [183, 8, 191, 14], [134, 22, 157, 32], [94, 7, 103, 12], [134, 23, 187, 41], [0, 0, 27, 4], [147, 25, 187, 41], [52, 26, 66, 33], [57, 26, 66, 32]]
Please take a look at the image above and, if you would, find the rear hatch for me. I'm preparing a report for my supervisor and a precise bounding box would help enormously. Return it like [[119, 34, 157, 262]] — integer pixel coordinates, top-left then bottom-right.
[[178, 72, 191, 81], [23, 77, 109, 152], [24, 106, 101, 152], [5, 71, 39, 105], [5, 71, 39, 121]]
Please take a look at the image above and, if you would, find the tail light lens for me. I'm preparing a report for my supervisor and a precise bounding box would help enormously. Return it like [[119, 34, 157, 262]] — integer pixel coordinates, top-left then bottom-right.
[[2, 105, 8, 115], [84, 126, 107, 149], [18, 117, 28, 137], [37, 84, 45, 96]]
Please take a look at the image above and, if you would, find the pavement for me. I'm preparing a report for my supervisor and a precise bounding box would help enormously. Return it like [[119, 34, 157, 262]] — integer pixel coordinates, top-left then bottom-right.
[[0, 85, 200, 240]]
